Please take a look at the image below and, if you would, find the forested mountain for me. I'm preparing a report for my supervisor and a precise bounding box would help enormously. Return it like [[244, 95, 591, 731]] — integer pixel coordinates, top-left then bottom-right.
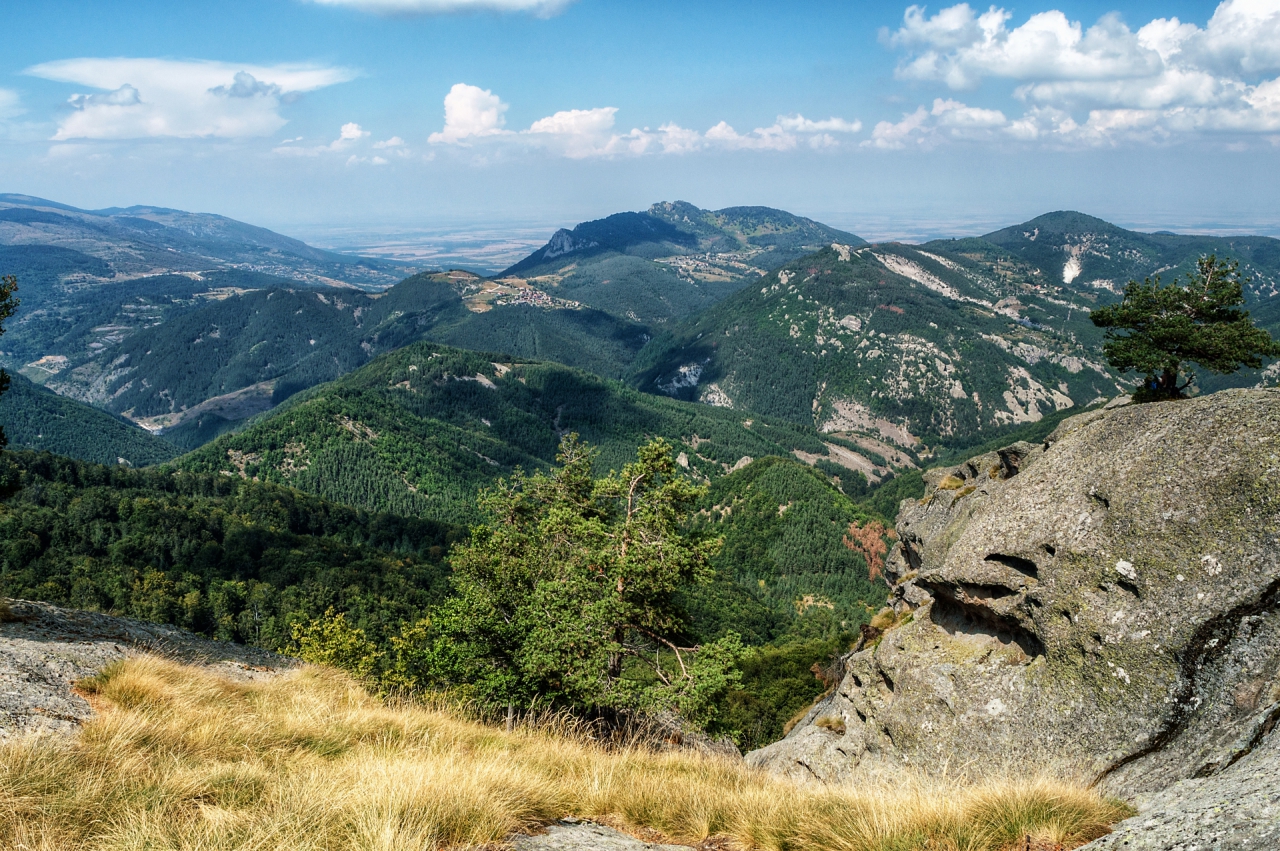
[[686, 456, 888, 645], [974, 211, 1280, 299], [0, 372, 178, 466], [45, 272, 649, 444], [632, 212, 1280, 456], [497, 202, 865, 326], [0, 194, 419, 388], [630, 241, 1120, 455], [0, 450, 458, 650], [174, 341, 870, 525]]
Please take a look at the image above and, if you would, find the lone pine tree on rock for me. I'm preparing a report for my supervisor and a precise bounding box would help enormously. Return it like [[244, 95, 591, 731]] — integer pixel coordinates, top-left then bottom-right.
[[1091, 255, 1280, 401]]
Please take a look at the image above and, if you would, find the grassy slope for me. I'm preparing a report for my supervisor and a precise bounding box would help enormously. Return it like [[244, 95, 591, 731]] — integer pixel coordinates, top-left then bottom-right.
[[175, 341, 833, 525], [0, 372, 179, 466], [0, 654, 1130, 851]]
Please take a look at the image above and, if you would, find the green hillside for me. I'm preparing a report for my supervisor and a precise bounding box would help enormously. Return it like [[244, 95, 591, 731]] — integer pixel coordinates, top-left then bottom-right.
[[630, 241, 1122, 459], [44, 272, 649, 442], [496, 202, 865, 326], [0, 450, 458, 651], [0, 372, 178, 466], [685, 456, 889, 645], [175, 341, 846, 525]]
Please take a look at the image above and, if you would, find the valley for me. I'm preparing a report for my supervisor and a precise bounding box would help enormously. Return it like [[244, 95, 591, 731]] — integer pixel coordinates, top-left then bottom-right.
[[4, 195, 1280, 851], [5, 197, 1279, 498]]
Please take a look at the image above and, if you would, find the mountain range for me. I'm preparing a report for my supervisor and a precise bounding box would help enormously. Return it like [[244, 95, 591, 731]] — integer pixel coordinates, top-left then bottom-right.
[[633, 211, 1280, 452], [2, 198, 1279, 494]]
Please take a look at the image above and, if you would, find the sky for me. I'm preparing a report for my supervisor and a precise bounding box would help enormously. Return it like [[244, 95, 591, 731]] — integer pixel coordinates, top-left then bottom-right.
[[1, 0, 1279, 242]]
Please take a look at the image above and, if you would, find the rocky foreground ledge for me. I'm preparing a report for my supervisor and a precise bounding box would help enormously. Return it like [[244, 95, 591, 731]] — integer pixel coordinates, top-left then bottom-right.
[[0, 598, 294, 738], [750, 388, 1280, 848]]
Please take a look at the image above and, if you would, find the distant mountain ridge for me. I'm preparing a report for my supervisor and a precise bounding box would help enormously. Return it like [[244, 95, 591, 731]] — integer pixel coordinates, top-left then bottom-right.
[[632, 210, 1280, 457], [503, 200, 864, 278], [0, 194, 415, 289]]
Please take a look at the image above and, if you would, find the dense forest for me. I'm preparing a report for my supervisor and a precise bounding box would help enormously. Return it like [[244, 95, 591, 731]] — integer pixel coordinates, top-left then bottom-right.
[[0, 373, 179, 467], [0, 451, 461, 649], [176, 342, 835, 525]]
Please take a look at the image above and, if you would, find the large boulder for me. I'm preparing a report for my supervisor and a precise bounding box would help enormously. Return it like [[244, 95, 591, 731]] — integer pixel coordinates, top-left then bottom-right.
[[748, 389, 1280, 805]]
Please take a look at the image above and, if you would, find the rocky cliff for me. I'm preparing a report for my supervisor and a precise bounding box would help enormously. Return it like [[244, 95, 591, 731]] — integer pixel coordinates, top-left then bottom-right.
[[0, 598, 293, 739], [748, 389, 1280, 843]]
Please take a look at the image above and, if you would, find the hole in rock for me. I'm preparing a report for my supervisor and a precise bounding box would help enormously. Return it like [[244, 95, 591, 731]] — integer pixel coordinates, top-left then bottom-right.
[[1043, 544, 1057, 557], [958, 582, 1019, 601], [984, 553, 1039, 580], [925, 583, 1046, 660]]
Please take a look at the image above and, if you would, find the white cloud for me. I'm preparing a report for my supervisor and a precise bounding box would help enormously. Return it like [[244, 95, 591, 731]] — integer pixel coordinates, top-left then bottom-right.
[[306, 0, 574, 15], [705, 120, 797, 151], [373, 135, 405, 148], [883, 0, 1280, 142], [333, 121, 370, 148], [426, 83, 862, 158], [428, 83, 510, 144], [26, 58, 353, 140], [932, 97, 1008, 129], [777, 114, 863, 134], [273, 123, 377, 157], [0, 89, 22, 121], [525, 107, 622, 157], [864, 106, 931, 149]]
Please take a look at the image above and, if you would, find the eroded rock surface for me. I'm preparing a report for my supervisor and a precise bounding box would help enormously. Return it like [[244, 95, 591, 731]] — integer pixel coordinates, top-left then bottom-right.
[[512, 821, 691, 851], [0, 598, 294, 738], [749, 390, 1280, 823]]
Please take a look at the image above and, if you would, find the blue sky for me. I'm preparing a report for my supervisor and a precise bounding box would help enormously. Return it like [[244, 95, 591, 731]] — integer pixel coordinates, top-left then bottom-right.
[[1, 0, 1278, 240]]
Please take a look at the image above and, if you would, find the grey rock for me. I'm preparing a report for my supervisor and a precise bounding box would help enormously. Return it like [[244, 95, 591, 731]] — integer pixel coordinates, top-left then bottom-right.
[[0, 598, 295, 738], [511, 822, 690, 851], [749, 389, 1280, 841], [1079, 729, 1280, 850]]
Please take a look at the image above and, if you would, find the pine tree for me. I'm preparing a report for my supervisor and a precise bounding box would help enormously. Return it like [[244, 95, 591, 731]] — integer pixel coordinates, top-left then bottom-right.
[[1091, 256, 1280, 400], [412, 435, 742, 727]]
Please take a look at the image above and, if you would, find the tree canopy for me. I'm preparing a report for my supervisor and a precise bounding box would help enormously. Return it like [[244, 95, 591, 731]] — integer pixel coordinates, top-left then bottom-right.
[[0, 274, 20, 501], [400, 435, 742, 726], [1091, 255, 1280, 400]]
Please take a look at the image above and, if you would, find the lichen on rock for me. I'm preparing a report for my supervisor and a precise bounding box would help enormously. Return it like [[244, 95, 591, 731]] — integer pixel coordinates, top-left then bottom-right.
[[748, 389, 1280, 817]]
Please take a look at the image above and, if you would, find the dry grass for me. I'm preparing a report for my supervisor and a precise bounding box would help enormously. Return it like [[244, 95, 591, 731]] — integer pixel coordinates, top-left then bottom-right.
[[0, 656, 1130, 851]]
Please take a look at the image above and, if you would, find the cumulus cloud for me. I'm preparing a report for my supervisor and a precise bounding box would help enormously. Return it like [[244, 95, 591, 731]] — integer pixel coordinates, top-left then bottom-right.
[[428, 83, 510, 144], [777, 114, 863, 134], [305, 0, 574, 15], [882, 0, 1280, 142], [865, 106, 932, 149], [426, 83, 863, 157], [26, 58, 354, 140], [274, 122, 380, 157]]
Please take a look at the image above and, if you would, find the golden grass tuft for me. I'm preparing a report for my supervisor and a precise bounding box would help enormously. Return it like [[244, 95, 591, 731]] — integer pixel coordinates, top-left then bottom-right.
[[0, 656, 1131, 850]]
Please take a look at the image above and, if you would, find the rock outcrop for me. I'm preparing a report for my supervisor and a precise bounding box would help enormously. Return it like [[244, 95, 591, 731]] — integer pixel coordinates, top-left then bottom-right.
[[1, 598, 294, 738], [748, 389, 1280, 837]]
